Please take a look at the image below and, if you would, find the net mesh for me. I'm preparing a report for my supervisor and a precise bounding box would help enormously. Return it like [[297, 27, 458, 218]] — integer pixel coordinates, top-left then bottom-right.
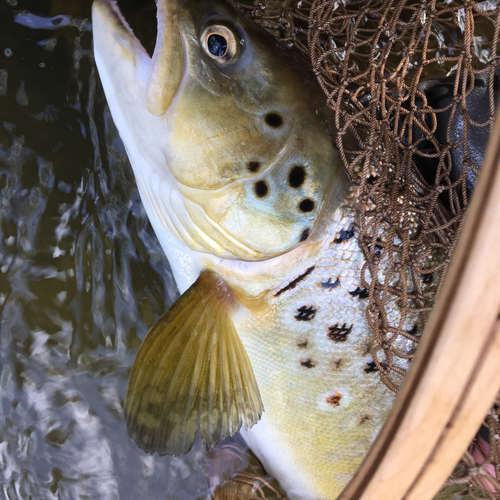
[[229, 0, 500, 496]]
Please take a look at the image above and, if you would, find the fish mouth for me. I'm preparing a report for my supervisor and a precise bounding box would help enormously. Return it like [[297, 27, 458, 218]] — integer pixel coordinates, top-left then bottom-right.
[[92, 0, 152, 87], [92, 0, 184, 116]]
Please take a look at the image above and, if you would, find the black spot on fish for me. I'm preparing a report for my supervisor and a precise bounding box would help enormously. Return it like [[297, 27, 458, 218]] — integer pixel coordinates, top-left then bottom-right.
[[364, 361, 378, 373], [275, 266, 315, 297], [254, 180, 269, 198], [294, 305, 316, 321], [326, 392, 342, 406], [299, 228, 310, 242], [300, 359, 316, 368], [289, 165, 306, 188], [321, 278, 340, 290], [297, 339, 309, 348], [264, 112, 284, 128], [349, 287, 369, 299], [364, 360, 388, 373], [299, 198, 315, 213], [421, 272, 434, 283], [408, 325, 418, 335], [327, 323, 353, 342], [247, 161, 260, 173], [367, 175, 378, 185], [359, 414, 373, 424], [334, 225, 355, 243]]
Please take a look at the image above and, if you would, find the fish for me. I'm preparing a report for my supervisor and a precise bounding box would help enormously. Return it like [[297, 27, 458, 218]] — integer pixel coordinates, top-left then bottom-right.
[[91, 0, 427, 498]]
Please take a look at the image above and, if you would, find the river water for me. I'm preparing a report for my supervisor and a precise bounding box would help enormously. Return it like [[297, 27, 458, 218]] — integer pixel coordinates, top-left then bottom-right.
[[0, 1, 260, 498]]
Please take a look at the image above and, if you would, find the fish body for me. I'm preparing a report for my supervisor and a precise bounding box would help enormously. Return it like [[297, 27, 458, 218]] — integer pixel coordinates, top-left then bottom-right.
[[92, 1, 419, 498], [231, 202, 400, 499]]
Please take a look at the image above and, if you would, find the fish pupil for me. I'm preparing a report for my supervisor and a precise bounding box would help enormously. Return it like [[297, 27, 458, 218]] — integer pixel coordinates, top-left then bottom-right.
[[207, 34, 228, 57]]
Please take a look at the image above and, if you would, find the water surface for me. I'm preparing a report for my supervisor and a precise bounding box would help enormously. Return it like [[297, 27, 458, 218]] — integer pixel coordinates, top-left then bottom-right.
[[0, 1, 241, 498]]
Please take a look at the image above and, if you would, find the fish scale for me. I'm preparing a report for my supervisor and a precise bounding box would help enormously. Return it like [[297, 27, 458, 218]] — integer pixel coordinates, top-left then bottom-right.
[[235, 197, 401, 498]]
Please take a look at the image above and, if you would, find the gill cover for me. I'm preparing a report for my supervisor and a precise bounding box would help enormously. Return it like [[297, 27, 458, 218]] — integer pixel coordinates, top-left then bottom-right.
[[93, 0, 346, 261]]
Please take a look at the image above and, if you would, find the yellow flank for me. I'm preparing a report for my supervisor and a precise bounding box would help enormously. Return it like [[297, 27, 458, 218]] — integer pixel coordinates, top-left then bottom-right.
[[234, 201, 405, 499]]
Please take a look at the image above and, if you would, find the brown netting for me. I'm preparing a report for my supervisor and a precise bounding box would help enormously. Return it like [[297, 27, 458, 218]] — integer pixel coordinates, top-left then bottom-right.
[[229, 0, 500, 496]]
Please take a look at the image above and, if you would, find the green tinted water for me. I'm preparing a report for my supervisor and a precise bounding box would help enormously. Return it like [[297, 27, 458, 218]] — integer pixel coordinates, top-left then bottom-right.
[[0, 1, 257, 498]]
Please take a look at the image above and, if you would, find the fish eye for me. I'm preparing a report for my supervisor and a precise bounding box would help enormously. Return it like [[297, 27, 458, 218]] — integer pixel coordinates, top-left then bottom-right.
[[201, 25, 238, 64]]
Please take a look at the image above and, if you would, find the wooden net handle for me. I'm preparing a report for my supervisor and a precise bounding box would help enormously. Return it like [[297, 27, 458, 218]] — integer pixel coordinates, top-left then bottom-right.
[[338, 115, 500, 500]]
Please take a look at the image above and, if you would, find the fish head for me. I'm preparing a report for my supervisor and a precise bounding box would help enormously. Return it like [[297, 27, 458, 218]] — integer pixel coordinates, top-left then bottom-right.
[[92, 0, 349, 262]]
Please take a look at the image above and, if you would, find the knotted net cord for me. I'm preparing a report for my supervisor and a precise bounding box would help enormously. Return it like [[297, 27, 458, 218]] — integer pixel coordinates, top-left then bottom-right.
[[230, 0, 500, 496]]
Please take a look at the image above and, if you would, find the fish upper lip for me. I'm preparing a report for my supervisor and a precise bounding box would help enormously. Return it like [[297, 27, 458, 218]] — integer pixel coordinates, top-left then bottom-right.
[[101, 0, 146, 51]]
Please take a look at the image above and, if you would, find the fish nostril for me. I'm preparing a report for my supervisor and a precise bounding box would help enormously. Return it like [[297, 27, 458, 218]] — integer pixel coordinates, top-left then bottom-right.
[[289, 166, 306, 188], [299, 198, 315, 213], [247, 161, 261, 173], [264, 112, 284, 128], [254, 180, 269, 198]]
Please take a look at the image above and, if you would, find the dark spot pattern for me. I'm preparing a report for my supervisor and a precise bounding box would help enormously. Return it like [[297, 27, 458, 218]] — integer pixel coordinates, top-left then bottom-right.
[[299, 198, 315, 213], [299, 228, 310, 242], [297, 340, 309, 348], [327, 323, 353, 342], [294, 305, 316, 321], [264, 112, 284, 128], [254, 180, 269, 198], [275, 266, 315, 297], [367, 175, 378, 185], [300, 359, 316, 369], [247, 161, 260, 173], [421, 273, 434, 283], [326, 392, 342, 406], [321, 278, 340, 290], [364, 360, 388, 373], [288, 166, 306, 188], [407, 325, 418, 335], [364, 361, 378, 373], [349, 287, 369, 299], [334, 225, 355, 243], [359, 414, 372, 424]]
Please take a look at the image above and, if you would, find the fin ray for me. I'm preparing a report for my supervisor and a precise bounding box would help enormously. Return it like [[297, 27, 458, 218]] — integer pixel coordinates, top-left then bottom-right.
[[125, 271, 263, 455]]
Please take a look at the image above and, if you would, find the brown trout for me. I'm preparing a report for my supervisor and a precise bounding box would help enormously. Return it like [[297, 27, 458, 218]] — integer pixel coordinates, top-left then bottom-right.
[[92, 1, 423, 498]]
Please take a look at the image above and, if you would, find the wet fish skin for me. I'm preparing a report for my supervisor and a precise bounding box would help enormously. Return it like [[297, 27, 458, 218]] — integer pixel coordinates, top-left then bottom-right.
[[92, 1, 416, 499], [93, 0, 345, 270]]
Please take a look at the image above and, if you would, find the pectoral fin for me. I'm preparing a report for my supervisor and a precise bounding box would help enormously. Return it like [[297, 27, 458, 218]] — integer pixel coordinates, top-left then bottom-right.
[[125, 270, 263, 456]]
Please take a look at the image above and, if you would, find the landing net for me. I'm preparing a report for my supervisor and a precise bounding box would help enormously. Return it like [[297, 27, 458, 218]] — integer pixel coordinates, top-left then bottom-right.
[[231, 0, 500, 496]]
